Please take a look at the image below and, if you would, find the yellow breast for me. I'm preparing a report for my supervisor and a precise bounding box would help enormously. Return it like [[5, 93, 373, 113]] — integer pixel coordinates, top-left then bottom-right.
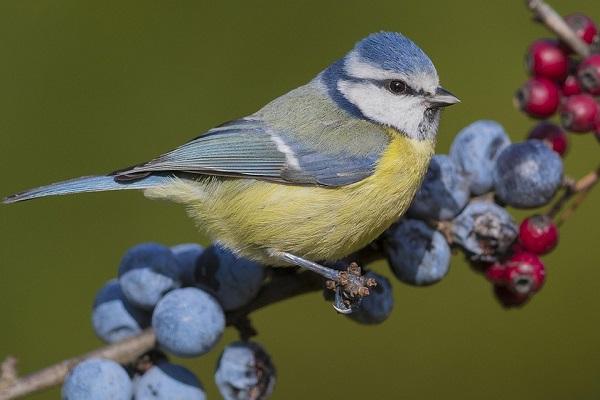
[[147, 130, 434, 264]]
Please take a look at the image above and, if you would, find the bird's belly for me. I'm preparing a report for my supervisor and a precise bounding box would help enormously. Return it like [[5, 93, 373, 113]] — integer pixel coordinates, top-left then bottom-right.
[[150, 134, 434, 264]]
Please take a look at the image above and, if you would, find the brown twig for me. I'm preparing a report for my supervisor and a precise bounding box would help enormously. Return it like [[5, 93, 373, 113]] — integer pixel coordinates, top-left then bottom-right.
[[0, 331, 155, 400], [0, 269, 324, 400], [547, 165, 600, 225], [525, 0, 590, 57]]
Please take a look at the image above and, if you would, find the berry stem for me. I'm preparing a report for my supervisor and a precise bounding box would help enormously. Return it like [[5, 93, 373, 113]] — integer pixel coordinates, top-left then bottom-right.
[[546, 164, 600, 225], [525, 0, 591, 57]]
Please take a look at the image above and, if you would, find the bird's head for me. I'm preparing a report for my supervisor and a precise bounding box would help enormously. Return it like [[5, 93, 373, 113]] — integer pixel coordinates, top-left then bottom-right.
[[321, 31, 459, 141]]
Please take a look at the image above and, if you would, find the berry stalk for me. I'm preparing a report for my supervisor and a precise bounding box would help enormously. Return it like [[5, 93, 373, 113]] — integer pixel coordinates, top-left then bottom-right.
[[546, 163, 600, 225], [526, 0, 591, 57]]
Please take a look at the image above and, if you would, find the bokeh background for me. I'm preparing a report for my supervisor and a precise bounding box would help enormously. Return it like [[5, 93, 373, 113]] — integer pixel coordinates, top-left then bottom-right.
[[1, 1, 599, 399]]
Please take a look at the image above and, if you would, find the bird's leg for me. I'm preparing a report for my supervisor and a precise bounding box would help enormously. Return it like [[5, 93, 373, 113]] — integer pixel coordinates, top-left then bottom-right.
[[267, 250, 377, 314]]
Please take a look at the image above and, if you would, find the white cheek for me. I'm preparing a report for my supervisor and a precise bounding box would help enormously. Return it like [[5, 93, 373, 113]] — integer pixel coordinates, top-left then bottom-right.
[[338, 81, 426, 138]]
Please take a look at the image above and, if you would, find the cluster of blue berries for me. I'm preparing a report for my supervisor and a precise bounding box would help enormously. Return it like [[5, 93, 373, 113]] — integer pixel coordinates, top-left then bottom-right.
[[382, 120, 564, 307], [63, 242, 275, 400]]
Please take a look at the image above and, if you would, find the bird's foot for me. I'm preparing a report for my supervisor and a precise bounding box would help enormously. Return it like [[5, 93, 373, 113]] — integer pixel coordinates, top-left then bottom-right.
[[267, 250, 377, 314], [325, 262, 378, 314]]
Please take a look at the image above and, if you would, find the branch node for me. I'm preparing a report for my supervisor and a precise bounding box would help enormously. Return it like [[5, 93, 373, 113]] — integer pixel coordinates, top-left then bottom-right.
[[0, 357, 18, 389]]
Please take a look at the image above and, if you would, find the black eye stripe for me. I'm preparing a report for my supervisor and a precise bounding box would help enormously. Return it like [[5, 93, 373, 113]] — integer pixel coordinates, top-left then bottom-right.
[[342, 76, 427, 96]]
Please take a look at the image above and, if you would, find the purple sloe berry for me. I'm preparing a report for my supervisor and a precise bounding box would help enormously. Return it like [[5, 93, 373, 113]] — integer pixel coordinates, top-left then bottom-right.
[[195, 244, 265, 311], [92, 279, 150, 343], [449, 120, 511, 195], [451, 200, 518, 262], [118, 242, 181, 310], [408, 155, 470, 221], [152, 287, 225, 357], [493, 140, 563, 208], [348, 272, 393, 325], [62, 358, 132, 400], [134, 362, 206, 400], [215, 341, 276, 400], [171, 243, 204, 287], [383, 219, 451, 286]]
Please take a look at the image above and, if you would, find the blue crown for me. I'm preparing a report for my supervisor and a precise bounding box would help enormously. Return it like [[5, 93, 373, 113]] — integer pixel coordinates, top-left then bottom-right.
[[353, 31, 436, 77], [321, 32, 437, 119]]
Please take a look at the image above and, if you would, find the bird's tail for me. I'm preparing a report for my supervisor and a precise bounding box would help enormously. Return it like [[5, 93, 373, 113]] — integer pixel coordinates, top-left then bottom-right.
[[3, 174, 174, 204]]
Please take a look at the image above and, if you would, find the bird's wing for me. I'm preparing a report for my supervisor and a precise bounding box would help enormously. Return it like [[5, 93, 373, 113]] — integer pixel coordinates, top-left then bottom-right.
[[113, 117, 389, 187]]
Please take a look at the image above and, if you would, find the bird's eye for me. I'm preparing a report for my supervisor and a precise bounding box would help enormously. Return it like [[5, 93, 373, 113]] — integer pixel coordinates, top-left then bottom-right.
[[387, 80, 407, 94]]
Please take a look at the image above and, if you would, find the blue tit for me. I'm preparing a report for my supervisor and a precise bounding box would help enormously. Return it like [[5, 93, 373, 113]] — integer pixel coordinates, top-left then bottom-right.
[[4, 32, 459, 309]]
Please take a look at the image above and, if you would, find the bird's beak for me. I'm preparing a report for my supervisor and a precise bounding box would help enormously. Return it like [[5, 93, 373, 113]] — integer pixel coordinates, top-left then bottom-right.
[[430, 86, 460, 108]]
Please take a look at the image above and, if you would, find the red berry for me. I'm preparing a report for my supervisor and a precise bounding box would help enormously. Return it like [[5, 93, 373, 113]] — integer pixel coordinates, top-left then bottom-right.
[[560, 94, 600, 132], [564, 13, 599, 45], [493, 285, 530, 308], [562, 74, 582, 96], [577, 55, 600, 95], [515, 78, 561, 118], [526, 39, 569, 81], [519, 215, 559, 255], [486, 263, 505, 283], [504, 252, 546, 295], [486, 252, 546, 298], [527, 122, 569, 156]]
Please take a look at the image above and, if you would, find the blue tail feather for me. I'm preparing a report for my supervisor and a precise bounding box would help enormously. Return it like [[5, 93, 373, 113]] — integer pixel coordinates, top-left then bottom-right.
[[3, 174, 174, 204]]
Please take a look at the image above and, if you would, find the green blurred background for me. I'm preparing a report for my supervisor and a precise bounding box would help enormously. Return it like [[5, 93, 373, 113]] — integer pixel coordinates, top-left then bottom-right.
[[1, 1, 599, 399]]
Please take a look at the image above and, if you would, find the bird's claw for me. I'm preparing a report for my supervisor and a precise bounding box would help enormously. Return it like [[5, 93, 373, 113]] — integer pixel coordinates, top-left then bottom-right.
[[326, 262, 377, 314], [333, 286, 357, 314]]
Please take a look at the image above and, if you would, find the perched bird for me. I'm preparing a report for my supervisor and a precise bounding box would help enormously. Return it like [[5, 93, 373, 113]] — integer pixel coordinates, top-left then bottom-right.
[[4, 32, 458, 310]]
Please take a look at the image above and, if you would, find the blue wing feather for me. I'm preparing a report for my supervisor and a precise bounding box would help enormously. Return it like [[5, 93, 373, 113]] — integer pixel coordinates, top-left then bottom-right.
[[3, 174, 175, 204], [115, 117, 386, 186]]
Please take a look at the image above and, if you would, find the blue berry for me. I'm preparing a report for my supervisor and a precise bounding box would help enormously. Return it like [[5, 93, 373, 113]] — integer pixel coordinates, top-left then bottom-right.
[[451, 200, 518, 262], [408, 155, 470, 221], [171, 243, 204, 287], [195, 245, 265, 311], [152, 287, 225, 357], [135, 362, 206, 400], [118, 243, 181, 310], [450, 120, 511, 195], [383, 219, 451, 286], [92, 279, 150, 343], [348, 272, 393, 325], [493, 140, 563, 208], [62, 358, 132, 400], [215, 341, 276, 400]]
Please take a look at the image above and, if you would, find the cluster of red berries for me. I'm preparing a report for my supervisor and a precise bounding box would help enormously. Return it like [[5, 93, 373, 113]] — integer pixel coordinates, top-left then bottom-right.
[[515, 13, 600, 141], [486, 215, 558, 307], [486, 12, 599, 308]]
